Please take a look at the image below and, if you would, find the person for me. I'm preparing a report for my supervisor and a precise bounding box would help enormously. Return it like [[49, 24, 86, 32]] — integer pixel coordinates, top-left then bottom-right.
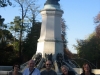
[[8, 63, 22, 75], [81, 63, 95, 75], [41, 60, 57, 75], [23, 59, 40, 75], [61, 65, 75, 75], [61, 65, 68, 75]]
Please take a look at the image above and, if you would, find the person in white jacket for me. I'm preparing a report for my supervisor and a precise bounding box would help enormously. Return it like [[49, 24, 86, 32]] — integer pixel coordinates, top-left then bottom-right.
[[23, 59, 40, 75]]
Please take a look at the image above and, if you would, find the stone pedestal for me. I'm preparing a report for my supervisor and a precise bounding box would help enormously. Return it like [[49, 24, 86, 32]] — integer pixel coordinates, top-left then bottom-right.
[[36, 5, 64, 61]]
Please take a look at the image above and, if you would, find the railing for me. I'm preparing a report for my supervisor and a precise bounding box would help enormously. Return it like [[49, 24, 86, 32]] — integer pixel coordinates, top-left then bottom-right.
[[0, 66, 12, 71], [1, 68, 100, 75]]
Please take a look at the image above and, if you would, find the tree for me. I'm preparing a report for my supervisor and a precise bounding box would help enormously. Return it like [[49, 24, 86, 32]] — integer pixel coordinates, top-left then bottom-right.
[[9, 16, 31, 63], [0, 15, 5, 46], [13, 0, 39, 62], [0, 15, 13, 49], [61, 18, 72, 59], [73, 33, 100, 68], [73, 12, 100, 68], [0, 16, 19, 65], [61, 18, 67, 46], [0, 0, 12, 7], [9, 16, 22, 51], [22, 15, 41, 61], [94, 12, 100, 38]]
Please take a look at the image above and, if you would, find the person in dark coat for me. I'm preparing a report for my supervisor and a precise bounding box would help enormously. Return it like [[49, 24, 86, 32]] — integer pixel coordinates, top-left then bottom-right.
[[81, 63, 95, 75], [41, 60, 57, 75], [8, 63, 22, 75]]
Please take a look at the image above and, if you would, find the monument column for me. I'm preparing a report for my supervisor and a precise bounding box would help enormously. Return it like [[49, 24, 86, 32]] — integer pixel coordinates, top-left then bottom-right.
[[36, 0, 63, 60]]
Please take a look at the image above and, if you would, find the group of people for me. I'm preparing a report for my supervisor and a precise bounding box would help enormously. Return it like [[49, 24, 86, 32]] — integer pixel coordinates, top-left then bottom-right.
[[8, 59, 95, 75]]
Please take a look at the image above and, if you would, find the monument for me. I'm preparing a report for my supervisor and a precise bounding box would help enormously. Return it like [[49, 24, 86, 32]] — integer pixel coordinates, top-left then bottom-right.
[[0, 0, 77, 74], [36, 0, 63, 61], [0, 0, 77, 75], [33, 0, 77, 73], [1, 1, 100, 75]]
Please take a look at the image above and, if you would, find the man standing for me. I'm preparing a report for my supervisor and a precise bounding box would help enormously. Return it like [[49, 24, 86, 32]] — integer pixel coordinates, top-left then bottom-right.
[[41, 60, 57, 75], [23, 59, 40, 75]]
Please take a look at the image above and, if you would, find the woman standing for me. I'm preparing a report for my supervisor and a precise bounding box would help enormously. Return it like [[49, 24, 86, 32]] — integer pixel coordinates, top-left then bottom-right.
[[8, 63, 22, 75], [81, 63, 95, 75], [61, 65, 75, 75]]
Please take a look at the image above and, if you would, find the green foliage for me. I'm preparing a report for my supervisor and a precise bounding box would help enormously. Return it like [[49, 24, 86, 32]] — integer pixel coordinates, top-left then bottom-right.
[[9, 16, 22, 33], [0, 22, 14, 49], [0, 0, 12, 7], [74, 33, 100, 68], [0, 17, 20, 65], [61, 18, 68, 48], [0, 0, 40, 65], [22, 21, 41, 61], [0, 27, 19, 65], [94, 12, 100, 38], [12, 41, 19, 51], [0, 44, 19, 65]]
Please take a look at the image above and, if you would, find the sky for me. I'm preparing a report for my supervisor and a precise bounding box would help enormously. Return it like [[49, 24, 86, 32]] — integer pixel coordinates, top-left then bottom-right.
[[0, 0, 100, 53]]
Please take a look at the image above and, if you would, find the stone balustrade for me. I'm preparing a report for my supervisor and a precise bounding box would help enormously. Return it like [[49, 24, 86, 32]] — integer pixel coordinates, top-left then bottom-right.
[[1, 68, 100, 75], [0, 66, 12, 71]]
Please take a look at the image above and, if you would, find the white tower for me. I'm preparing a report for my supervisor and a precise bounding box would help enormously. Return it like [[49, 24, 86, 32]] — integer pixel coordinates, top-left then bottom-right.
[[36, 1, 64, 61]]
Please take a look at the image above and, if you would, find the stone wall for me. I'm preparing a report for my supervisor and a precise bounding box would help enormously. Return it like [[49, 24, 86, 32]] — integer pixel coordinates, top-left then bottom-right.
[[0, 66, 12, 71], [1, 68, 100, 75]]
